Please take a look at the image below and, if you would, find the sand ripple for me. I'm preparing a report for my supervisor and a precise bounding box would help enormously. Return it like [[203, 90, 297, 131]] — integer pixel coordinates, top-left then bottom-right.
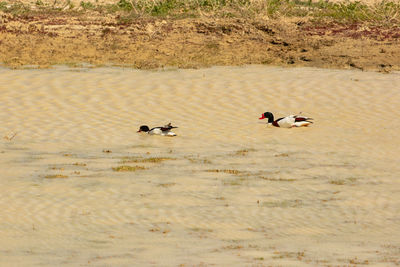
[[0, 66, 399, 265]]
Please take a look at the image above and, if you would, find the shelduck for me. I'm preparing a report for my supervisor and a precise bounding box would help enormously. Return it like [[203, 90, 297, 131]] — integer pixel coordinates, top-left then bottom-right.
[[259, 112, 313, 128], [137, 123, 178, 136]]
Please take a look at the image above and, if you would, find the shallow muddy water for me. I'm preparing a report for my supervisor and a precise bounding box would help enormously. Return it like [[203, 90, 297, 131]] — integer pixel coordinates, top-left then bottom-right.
[[0, 66, 399, 266]]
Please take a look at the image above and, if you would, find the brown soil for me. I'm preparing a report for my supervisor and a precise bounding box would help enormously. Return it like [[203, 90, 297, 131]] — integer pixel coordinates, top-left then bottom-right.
[[1, 11, 399, 72]]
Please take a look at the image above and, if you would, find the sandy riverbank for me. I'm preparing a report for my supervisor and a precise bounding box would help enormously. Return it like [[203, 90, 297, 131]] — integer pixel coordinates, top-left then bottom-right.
[[1, 0, 400, 71]]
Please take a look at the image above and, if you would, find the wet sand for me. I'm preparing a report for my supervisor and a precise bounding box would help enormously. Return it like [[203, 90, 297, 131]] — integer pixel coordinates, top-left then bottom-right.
[[0, 66, 400, 266]]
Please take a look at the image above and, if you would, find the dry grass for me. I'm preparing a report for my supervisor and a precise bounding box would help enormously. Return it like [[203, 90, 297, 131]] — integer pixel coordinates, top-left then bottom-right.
[[1, 0, 399, 25]]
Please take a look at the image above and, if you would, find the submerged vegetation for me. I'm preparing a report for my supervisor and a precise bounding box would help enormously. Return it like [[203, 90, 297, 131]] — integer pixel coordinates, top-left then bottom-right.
[[205, 169, 244, 175], [44, 174, 68, 179], [112, 165, 147, 171], [1, 0, 400, 25], [233, 148, 256, 156], [119, 156, 175, 164], [110, 156, 175, 172], [329, 177, 358, 185], [261, 199, 303, 208]]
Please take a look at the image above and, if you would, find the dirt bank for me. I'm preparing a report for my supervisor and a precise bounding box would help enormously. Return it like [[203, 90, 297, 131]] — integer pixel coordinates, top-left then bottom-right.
[[1, 9, 399, 71]]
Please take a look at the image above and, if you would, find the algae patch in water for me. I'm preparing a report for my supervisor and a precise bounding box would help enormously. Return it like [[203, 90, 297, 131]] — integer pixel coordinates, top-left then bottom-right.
[[232, 148, 256, 156], [44, 174, 68, 179], [275, 153, 290, 157], [119, 157, 175, 164], [72, 162, 87, 166], [329, 177, 358, 185], [272, 251, 306, 260], [205, 169, 243, 175], [261, 199, 303, 208], [49, 166, 65, 170], [259, 176, 296, 182], [223, 177, 248, 186], [158, 183, 176, 188], [112, 165, 147, 172], [185, 155, 212, 164]]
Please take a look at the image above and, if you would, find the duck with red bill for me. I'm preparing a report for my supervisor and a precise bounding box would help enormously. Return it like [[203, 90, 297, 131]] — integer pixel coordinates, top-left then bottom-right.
[[259, 112, 313, 128]]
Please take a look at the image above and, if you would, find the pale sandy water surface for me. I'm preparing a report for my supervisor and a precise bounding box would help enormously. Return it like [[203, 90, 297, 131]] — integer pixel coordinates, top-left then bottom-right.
[[0, 66, 399, 266]]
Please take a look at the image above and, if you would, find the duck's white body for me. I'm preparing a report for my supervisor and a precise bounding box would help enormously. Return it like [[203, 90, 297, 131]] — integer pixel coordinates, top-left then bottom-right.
[[260, 112, 313, 128], [273, 115, 313, 128], [148, 127, 176, 136], [138, 123, 178, 136]]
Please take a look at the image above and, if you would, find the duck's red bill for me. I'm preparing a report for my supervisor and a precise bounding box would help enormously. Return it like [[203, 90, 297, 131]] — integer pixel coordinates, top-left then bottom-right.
[[259, 114, 265, 120]]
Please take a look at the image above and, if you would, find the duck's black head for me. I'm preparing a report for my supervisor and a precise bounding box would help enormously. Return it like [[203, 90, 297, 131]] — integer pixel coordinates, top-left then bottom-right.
[[259, 112, 274, 123], [137, 125, 150, 132]]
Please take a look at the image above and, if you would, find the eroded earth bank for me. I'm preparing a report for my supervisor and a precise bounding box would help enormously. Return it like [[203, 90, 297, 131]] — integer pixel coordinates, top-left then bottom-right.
[[1, 4, 400, 71]]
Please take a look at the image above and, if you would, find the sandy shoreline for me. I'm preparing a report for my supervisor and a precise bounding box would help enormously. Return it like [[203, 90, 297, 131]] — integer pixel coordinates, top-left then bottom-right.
[[1, 2, 400, 71]]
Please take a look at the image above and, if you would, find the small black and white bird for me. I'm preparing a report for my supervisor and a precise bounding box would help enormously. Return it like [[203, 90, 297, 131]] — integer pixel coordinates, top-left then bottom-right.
[[137, 123, 178, 136], [259, 112, 313, 128]]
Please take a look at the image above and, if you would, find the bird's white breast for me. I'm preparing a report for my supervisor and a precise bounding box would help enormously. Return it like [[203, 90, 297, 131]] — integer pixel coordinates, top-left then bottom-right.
[[148, 128, 163, 135], [277, 116, 296, 128]]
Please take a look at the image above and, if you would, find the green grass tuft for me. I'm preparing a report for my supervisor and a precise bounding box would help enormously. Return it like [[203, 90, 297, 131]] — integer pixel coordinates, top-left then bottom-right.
[[117, 0, 133, 11], [80, 1, 95, 9], [1, 0, 399, 25]]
